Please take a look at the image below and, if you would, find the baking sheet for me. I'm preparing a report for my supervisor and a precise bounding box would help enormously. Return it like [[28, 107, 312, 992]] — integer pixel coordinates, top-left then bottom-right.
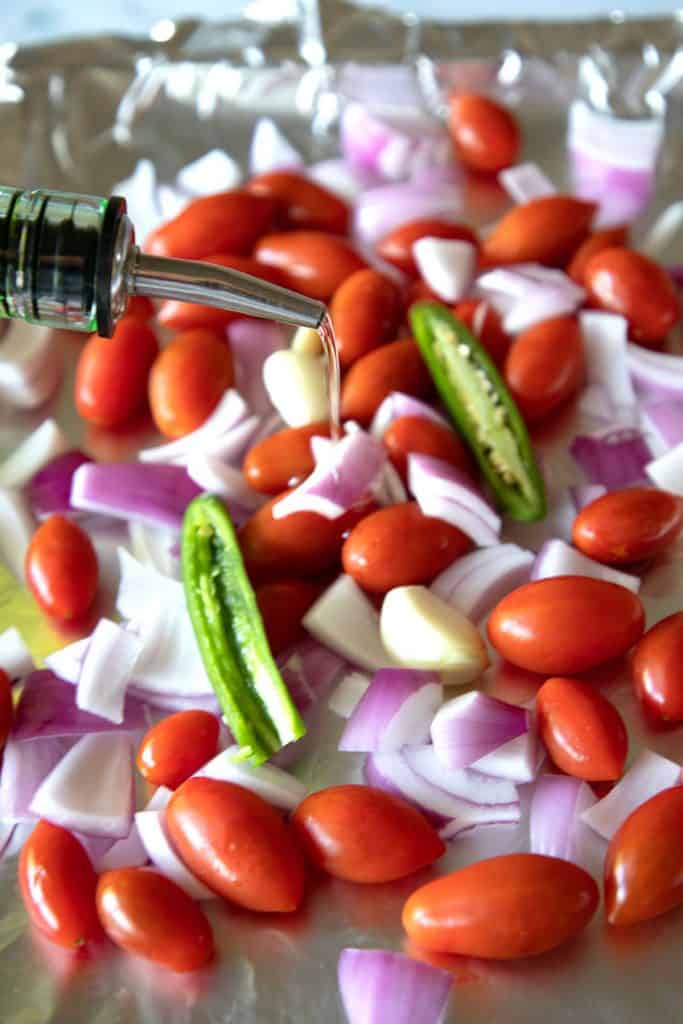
[[2, 3, 683, 1021]]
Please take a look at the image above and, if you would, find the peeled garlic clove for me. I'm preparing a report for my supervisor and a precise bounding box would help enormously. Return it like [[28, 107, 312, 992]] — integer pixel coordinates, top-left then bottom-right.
[[380, 585, 488, 684], [262, 349, 327, 427], [291, 326, 323, 356]]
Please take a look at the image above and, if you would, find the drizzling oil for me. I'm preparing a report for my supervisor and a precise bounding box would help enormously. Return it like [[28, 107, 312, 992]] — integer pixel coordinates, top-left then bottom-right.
[[317, 312, 342, 439]]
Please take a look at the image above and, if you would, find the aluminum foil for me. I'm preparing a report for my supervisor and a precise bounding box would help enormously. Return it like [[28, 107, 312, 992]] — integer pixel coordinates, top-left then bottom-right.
[[2, 4, 683, 1021]]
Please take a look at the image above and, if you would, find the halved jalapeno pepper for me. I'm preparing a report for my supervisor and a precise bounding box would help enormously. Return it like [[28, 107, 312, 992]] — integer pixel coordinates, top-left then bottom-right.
[[410, 301, 546, 521], [182, 494, 305, 764]]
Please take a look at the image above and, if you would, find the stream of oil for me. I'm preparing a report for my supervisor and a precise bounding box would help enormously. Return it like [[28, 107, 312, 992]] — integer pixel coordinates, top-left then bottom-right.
[[317, 312, 342, 439]]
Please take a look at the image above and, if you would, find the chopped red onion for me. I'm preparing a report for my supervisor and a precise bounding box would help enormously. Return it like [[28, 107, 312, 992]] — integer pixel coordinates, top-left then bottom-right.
[[196, 744, 306, 810], [570, 428, 652, 489], [363, 751, 409, 804], [338, 948, 452, 1024], [403, 745, 518, 806], [341, 101, 451, 183], [339, 669, 441, 753], [186, 452, 263, 510], [138, 389, 249, 464], [30, 733, 134, 839], [568, 101, 662, 227], [531, 539, 641, 593], [145, 786, 173, 812], [627, 344, 683, 402], [367, 750, 520, 831], [308, 159, 379, 203], [570, 484, 607, 511], [0, 627, 33, 681], [430, 691, 528, 771], [0, 487, 34, 581], [645, 443, 683, 496], [228, 319, 288, 415], [412, 238, 477, 303], [12, 670, 147, 739], [438, 802, 521, 839], [641, 401, 683, 455], [476, 264, 585, 334], [408, 453, 501, 545], [249, 117, 304, 175], [371, 461, 409, 507], [136, 810, 215, 900], [176, 149, 241, 194], [128, 521, 181, 579], [0, 736, 74, 823], [529, 774, 596, 866], [580, 312, 636, 415], [97, 822, 148, 871], [642, 203, 683, 261], [498, 162, 556, 204], [431, 544, 533, 622], [581, 750, 681, 840], [472, 730, 541, 784], [277, 640, 347, 716], [273, 431, 385, 521], [27, 449, 92, 520], [75, 619, 143, 724], [126, 687, 220, 714], [328, 672, 371, 719], [303, 575, 391, 672], [370, 391, 448, 439], [353, 181, 463, 247], [115, 550, 213, 699], [71, 462, 201, 531], [44, 638, 90, 685], [0, 419, 68, 489], [0, 321, 62, 410], [74, 833, 116, 865]]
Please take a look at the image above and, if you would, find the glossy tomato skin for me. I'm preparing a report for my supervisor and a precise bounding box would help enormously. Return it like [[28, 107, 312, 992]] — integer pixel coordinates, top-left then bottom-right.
[[448, 94, 520, 174], [136, 711, 220, 789], [382, 415, 472, 482], [342, 501, 471, 594], [330, 269, 401, 369], [75, 318, 159, 428], [403, 853, 598, 958], [536, 676, 628, 781], [487, 576, 645, 675], [96, 868, 214, 971], [584, 247, 680, 347], [483, 196, 596, 267], [243, 422, 330, 495], [26, 515, 98, 621], [566, 225, 629, 285], [19, 821, 102, 950], [145, 191, 278, 259], [632, 613, 683, 723], [166, 777, 306, 912], [255, 580, 322, 656], [341, 338, 433, 426], [377, 219, 479, 277], [504, 315, 584, 424], [573, 488, 683, 567], [148, 329, 233, 439], [604, 787, 683, 926], [453, 298, 510, 365], [157, 253, 286, 332], [254, 231, 366, 302], [239, 491, 370, 582], [291, 785, 444, 883], [125, 294, 155, 320], [0, 669, 12, 752], [246, 170, 349, 234]]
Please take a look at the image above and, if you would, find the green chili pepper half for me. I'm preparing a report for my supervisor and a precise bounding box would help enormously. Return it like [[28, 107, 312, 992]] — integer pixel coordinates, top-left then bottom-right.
[[182, 494, 305, 764], [410, 301, 546, 522]]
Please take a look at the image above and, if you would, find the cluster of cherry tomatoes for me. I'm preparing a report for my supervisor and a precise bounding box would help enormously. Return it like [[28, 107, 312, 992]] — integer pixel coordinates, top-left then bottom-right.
[[8, 92, 683, 977]]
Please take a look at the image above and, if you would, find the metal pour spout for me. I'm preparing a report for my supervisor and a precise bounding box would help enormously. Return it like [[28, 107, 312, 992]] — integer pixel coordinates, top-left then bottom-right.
[[131, 250, 326, 331]]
